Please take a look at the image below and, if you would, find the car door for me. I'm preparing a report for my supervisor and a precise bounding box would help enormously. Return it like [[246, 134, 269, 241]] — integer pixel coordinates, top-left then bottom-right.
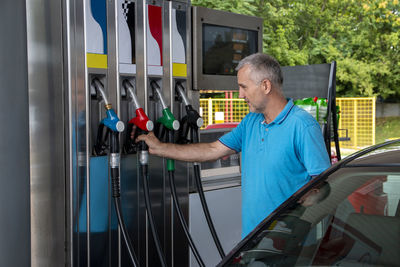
[[218, 141, 400, 267]]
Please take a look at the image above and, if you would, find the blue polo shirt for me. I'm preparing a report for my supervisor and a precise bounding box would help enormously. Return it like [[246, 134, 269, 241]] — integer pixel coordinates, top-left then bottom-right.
[[219, 99, 330, 237]]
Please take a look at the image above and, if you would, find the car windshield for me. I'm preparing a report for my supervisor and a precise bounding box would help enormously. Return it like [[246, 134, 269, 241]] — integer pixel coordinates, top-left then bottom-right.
[[222, 159, 400, 266]]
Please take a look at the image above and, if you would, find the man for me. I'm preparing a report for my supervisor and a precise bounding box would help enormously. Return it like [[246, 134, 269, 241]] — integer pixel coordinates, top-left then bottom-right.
[[136, 53, 331, 237]]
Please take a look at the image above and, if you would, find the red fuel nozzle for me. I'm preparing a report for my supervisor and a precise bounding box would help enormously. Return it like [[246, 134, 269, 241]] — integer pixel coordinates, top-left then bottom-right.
[[128, 108, 154, 132]]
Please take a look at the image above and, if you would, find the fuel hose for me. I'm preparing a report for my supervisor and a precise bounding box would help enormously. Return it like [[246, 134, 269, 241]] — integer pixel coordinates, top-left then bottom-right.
[[191, 129, 226, 259], [110, 131, 139, 267], [138, 137, 168, 267], [165, 131, 205, 267], [175, 81, 226, 259]]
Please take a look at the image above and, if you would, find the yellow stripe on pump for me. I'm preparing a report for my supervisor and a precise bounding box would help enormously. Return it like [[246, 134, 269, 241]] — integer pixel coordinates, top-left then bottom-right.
[[87, 53, 108, 69], [172, 63, 187, 77]]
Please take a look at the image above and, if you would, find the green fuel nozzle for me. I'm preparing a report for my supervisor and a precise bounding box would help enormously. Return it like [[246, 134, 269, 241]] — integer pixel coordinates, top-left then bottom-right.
[[150, 80, 180, 171], [158, 108, 180, 131], [150, 80, 180, 131]]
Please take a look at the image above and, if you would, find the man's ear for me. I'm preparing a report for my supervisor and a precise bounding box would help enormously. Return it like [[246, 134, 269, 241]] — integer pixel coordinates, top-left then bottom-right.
[[262, 79, 272, 95]]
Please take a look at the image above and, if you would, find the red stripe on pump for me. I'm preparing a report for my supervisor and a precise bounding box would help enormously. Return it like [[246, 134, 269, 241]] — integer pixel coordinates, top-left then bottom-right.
[[148, 5, 163, 65]]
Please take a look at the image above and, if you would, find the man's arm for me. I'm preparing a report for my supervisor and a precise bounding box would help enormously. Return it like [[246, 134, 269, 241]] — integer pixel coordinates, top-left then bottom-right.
[[136, 132, 236, 162]]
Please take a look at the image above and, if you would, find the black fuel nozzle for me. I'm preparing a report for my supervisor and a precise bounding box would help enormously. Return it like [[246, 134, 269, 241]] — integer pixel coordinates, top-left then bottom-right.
[[175, 82, 203, 144]]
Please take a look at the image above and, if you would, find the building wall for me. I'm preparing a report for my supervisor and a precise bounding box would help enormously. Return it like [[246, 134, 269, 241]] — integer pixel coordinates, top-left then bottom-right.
[[376, 103, 400, 118]]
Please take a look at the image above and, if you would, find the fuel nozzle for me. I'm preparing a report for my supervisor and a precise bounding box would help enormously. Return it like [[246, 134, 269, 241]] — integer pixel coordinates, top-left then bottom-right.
[[124, 80, 154, 132], [175, 82, 203, 144], [150, 80, 180, 171], [103, 105, 125, 133], [123, 80, 153, 163], [150, 80, 180, 131], [176, 82, 204, 129], [92, 78, 125, 133], [92, 78, 125, 156]]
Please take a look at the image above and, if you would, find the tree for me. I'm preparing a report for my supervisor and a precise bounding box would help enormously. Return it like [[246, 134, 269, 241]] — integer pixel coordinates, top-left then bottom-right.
[[192, 0, 400, 100]]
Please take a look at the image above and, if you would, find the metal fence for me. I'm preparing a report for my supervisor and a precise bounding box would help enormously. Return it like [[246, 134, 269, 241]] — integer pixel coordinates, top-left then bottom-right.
[[336, 97, 376, 149], [199, 98, 249, 126], [199, 97, 376, 149]]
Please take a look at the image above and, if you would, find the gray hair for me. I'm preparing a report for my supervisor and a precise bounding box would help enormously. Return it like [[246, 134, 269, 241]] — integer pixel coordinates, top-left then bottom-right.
[[235, 53, 283, 88]]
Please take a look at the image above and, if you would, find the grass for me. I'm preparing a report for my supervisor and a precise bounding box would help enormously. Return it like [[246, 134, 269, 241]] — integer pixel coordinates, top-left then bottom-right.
[[335, 116, 400, 159], [375, 116, 400, 144]]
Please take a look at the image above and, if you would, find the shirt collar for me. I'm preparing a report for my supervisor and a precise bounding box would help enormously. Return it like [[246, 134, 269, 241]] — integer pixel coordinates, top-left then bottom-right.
[[262, 98, 294, 125]]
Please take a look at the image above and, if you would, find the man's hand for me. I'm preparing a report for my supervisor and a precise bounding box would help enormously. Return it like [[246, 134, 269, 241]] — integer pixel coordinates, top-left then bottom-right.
[[135, 131, 165, 157], [131, 124, 236, 162]]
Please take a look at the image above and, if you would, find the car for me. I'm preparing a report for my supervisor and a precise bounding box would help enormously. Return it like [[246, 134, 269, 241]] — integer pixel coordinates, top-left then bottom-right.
[[218, 139, 400, 266], [204, 122, 239, 130]]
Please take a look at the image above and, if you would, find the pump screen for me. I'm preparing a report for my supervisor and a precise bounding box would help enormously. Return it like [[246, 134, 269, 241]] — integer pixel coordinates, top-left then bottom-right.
[[202, 24, 258, 76]]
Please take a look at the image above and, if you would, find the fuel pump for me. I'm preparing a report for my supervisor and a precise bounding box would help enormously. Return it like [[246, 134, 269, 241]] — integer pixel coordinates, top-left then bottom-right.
[[175, 81, 226, 259], [122, 79, 168, 267], [91, 78, 139, 267], [150, 80, 205, 267]]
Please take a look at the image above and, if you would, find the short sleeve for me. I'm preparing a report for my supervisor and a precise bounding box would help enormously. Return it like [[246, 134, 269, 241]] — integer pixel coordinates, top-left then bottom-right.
[[218, 118, 246, 153], [299, 123, 331, 176]]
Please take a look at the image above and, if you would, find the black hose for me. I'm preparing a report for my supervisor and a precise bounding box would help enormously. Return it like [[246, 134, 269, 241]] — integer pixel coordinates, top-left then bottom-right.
[[168, 170, 205, 267], [113, 197, 139, 267], [140, 164, 168, 267], [193, 164, 226, 258], [192, 128, 226, 259], [110, 131, 140, 267]]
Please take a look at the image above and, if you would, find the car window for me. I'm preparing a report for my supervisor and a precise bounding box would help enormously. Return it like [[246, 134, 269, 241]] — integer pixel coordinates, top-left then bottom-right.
[[224, 170, 400, 266]]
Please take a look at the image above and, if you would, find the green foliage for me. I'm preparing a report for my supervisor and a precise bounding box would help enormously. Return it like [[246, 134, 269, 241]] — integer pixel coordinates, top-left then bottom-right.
[[192, 0, 400, 100]]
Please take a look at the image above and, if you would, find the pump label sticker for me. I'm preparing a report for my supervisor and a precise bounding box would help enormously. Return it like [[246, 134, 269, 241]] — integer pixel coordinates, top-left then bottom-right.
[[86, 0, 108, 69], [172, 9, 187, 77], [87, 53, 107, 69], [147, 4, 163, 76], [118, 0, 136, 74]]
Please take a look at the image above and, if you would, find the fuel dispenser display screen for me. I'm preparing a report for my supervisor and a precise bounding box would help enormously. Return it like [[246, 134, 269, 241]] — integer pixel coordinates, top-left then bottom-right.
[[202, 24, 258, 76]]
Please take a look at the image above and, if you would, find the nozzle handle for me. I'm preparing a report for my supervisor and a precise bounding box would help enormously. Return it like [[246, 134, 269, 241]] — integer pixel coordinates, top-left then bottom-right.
[[102, 109, 125, 132], [129, 108, 154, 132], [157, 108, 180, 131]]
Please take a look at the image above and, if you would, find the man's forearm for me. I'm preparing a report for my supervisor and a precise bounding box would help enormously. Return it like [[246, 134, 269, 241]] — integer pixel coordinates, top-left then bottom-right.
[[136, 132, 235, 162], [154, 142, 224, 162]]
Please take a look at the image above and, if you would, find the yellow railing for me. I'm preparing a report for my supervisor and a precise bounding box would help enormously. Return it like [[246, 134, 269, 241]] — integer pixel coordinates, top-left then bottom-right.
[[336, 97, 376, 149], [199, 97, 376, 149], [199, 98, 249, 127]]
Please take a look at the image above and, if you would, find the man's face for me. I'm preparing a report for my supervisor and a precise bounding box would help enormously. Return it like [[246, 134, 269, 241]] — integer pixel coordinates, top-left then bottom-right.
[[237, 65, 267, 113]]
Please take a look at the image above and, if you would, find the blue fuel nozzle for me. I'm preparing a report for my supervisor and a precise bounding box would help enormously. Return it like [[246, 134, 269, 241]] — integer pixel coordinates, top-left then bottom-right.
[[101, 105, 125, 133]]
